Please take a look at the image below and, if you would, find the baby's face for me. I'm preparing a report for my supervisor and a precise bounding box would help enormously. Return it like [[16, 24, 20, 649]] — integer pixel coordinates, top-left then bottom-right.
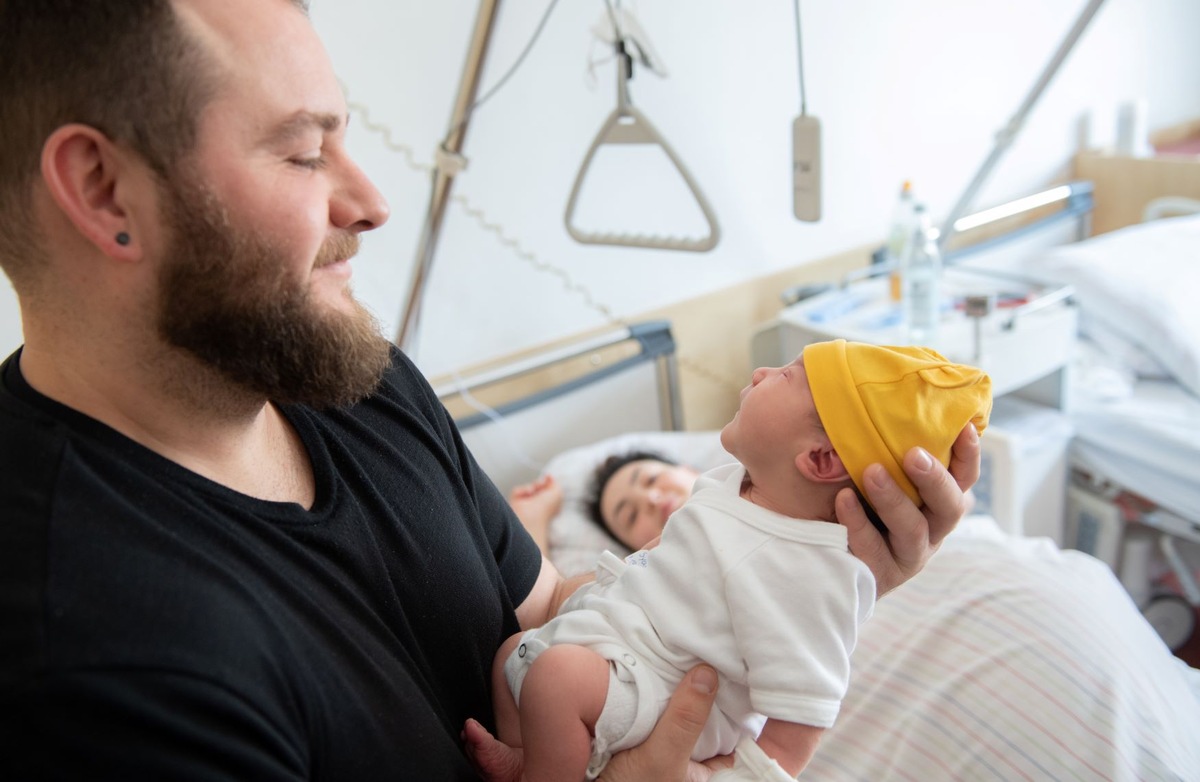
[[721, 354, 821, 468]]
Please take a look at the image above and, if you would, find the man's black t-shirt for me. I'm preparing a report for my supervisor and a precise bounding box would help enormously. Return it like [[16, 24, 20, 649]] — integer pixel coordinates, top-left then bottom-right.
[[0, 347, 543, 780]]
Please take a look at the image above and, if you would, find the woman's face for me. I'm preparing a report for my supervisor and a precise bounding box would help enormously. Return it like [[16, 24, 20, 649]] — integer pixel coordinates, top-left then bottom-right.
[[599, 460, 699, 550]]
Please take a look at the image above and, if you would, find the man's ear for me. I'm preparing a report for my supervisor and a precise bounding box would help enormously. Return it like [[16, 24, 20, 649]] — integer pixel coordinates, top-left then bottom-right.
[[795, 440, 850, 484], [40, 124, 143, 258]]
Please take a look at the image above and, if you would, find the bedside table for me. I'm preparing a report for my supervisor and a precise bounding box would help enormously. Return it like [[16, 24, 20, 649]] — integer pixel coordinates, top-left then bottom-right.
[[773, 270, 1077, 412]]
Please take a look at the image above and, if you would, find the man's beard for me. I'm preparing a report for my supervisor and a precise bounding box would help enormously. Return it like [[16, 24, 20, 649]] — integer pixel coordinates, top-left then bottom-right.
[[156, 179, 392, 409]]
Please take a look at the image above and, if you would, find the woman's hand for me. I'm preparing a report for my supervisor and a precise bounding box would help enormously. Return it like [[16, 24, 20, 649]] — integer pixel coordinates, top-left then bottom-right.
[[837, 423, 981, 595], [508, 475, 564, 555], [598, 666, 731, 782]]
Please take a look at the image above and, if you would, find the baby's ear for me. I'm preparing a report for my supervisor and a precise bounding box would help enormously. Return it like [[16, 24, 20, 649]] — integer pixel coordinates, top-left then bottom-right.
[[796, 441, 850, 484]]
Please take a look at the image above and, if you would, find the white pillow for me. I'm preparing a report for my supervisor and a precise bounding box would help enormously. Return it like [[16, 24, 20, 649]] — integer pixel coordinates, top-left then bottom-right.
[[1023, 213, 1200, 396], [542, 430, 731, 576], [1078, 318, 1172, 380]]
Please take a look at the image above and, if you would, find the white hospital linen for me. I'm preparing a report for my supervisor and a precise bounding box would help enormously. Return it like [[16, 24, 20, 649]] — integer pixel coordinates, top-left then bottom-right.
[[509, 464, 876, 763], [806, 515, 1200, 780]]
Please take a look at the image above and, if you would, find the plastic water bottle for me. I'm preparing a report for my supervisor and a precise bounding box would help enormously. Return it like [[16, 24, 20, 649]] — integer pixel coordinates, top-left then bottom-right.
[[885, 181, 916, 301], [902, 203, 942, 343]]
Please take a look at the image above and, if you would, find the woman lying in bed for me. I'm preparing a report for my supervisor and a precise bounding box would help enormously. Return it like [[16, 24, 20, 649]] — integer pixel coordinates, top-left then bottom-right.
[[511, 450, 704, 555], [508, 432, 1200, 781]]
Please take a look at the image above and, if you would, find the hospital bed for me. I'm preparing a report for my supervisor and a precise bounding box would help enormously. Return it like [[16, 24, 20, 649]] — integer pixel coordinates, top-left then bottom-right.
[[434, 314, 1200, 779], [959, 189, 1200, 650]]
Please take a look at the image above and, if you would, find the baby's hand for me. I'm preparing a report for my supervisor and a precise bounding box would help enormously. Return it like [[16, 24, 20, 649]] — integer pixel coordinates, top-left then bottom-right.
[[508, 475, 564, 521]]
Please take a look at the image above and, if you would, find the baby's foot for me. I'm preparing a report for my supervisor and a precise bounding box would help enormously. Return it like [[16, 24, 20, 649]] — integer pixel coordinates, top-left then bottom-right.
[[462, 718, 524, 782]]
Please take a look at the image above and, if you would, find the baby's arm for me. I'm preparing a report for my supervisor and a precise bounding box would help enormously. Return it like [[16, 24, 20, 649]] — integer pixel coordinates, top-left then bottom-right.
[[707, 720, 822, 782], [755, 718, 824, 777]]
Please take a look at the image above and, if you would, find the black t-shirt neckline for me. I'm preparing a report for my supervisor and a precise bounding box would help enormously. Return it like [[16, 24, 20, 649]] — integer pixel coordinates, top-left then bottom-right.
[[0, 347, 337, 524]]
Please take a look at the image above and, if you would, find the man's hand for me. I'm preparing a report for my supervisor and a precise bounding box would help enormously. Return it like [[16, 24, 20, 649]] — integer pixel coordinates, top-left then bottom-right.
[[462, 718, 522, 782], [598, 665, 731, 782], [464, 665, 726, 782], [837, 424, 981, 595]]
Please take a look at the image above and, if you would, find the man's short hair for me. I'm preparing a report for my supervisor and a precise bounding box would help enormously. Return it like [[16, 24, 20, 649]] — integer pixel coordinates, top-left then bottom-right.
[[0, 0, 307, 291]]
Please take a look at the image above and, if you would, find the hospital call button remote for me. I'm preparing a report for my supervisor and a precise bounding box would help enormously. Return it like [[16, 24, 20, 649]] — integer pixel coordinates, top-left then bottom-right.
[[792, 115, 821, 222]]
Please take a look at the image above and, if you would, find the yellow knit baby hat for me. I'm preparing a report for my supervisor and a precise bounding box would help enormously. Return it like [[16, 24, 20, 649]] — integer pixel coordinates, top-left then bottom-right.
[[802, 339, 992, 505]]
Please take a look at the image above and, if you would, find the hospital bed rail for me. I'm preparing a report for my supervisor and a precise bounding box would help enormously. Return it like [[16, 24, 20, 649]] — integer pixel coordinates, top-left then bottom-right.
[[431, 321, 684, 494], [433, 320, 681, 431]]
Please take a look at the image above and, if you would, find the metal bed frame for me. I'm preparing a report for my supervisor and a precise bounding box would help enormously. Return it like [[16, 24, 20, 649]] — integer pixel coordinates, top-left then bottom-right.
[[1064, 198, 1200, 650], [432, 320, 683, 493]]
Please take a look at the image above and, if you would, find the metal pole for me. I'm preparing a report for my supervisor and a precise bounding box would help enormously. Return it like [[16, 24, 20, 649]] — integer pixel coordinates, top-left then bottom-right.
[[396, 0, 503, 352], [938, 0, 1107, 251]]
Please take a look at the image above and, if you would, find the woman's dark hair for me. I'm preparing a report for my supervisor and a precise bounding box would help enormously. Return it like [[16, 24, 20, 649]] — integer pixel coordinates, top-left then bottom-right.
[[584, 449, 677, 540]]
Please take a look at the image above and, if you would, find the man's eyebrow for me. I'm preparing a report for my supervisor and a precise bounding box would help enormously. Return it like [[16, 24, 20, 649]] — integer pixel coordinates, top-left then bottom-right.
[[263, 111, 347, 144]]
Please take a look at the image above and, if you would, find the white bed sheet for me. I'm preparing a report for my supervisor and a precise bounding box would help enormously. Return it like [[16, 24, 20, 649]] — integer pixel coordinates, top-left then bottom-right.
[[811, 516, 1200, 780], [1068, 351, 1200, 521]]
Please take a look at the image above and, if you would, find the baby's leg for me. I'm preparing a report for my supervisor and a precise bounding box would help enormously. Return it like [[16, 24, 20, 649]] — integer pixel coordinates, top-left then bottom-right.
[[520, 644, 610, 782], [492, 633, 526, 748]]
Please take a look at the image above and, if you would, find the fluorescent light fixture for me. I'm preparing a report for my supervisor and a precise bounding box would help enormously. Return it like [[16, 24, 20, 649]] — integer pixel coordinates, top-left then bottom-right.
[[952, 185, 1074, 234]]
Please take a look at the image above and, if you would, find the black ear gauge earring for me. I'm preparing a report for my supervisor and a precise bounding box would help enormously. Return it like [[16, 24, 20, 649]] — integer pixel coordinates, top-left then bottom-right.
[[116, 232, 131, 246]]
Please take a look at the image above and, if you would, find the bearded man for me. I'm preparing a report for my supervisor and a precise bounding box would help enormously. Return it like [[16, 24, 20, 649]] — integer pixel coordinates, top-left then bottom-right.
[[0, 2, 981, 780]]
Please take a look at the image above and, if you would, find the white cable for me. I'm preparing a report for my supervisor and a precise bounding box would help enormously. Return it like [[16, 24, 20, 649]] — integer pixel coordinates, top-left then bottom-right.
[[341, 82, 435, 174], [585, 44, 619, 90], [443, 0, 565, 144], [603, 0, 624, 42], [449, 370, 542, 471], [793, 0, 807, 116], [341, 83, 745, 397], [449, 192, 619, 323]]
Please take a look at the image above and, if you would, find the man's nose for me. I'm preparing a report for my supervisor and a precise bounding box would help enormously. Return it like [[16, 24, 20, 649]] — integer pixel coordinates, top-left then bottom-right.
[[331, 160, 390, 233]]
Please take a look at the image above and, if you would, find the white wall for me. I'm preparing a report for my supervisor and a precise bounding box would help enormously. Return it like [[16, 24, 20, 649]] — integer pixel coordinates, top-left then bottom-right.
[[3, 0, 1198, 373]]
